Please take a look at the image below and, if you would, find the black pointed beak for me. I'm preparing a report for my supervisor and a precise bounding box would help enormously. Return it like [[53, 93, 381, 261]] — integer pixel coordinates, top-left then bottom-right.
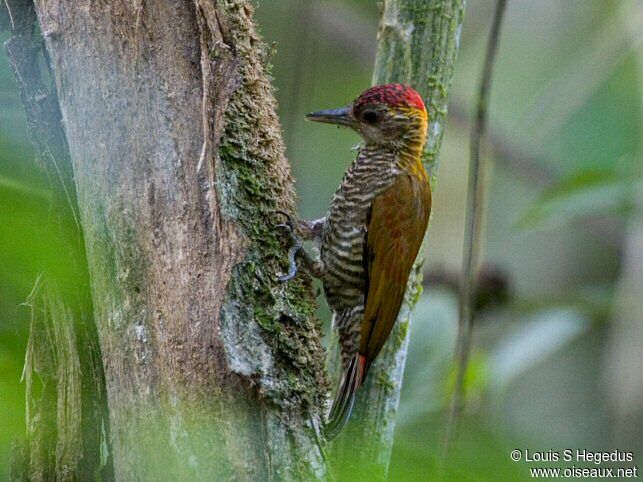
[[305, 106, 353, 127]]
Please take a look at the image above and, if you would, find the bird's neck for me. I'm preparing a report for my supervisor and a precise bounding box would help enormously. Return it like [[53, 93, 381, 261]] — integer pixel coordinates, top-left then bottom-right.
[[395, 120, 428, 181], [359, 114, 428, 180]]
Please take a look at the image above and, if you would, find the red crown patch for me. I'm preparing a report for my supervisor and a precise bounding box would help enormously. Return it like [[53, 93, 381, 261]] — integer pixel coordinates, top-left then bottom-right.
[[353, 84, 425, 112]]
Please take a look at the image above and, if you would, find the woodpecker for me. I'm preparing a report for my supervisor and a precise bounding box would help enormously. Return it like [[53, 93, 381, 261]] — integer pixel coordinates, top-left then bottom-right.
[[278, 84, 431, 439]]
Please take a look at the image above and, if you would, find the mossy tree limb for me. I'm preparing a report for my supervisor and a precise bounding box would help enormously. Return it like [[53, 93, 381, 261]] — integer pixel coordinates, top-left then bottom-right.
[[11, 0, 328, 479], [329, 1, 465, 478]]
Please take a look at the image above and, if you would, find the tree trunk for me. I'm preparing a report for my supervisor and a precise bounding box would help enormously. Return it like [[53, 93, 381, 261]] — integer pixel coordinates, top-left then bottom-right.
[[22, 0, 327, 479], [329, 0, 466, 479]]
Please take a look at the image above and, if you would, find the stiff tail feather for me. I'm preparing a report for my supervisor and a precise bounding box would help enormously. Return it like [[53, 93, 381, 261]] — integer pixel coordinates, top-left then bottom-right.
[[324, 355, 366, 440]]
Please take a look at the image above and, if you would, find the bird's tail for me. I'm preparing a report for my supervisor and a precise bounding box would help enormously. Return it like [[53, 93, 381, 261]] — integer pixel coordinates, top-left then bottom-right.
[[324, 354, 366, 440]]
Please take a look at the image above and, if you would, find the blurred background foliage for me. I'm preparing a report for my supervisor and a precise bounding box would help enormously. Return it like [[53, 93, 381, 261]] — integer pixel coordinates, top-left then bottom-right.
[[0, 0, 641, 480]]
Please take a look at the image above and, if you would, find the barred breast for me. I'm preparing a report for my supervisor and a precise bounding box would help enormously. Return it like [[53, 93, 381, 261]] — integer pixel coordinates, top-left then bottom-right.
[[320, 146, 398, 312]]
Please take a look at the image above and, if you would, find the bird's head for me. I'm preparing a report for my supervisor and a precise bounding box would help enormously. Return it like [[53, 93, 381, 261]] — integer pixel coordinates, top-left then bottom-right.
[[306, 84, 428, 147]]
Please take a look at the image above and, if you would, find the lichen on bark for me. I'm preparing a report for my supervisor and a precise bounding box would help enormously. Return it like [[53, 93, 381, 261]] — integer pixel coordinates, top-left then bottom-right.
[[213, 33, 327, 403], [197, 2, 329, 475]]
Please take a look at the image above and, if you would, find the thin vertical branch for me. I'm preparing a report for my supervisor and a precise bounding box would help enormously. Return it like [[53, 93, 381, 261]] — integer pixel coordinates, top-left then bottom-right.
[[329, 1, 466, 479], [445, 0, 508, 455]]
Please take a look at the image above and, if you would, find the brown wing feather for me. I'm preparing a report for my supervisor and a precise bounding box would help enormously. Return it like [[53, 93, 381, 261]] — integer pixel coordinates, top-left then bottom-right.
[[360, 172, 431, 367]]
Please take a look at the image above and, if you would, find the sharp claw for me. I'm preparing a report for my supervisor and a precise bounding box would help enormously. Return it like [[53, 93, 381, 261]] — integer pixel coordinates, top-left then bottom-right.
[[275, 210, 294, 227], [278, 239, 302, 282], [278, 270, 297, 282], [275, 210, 302, 282]]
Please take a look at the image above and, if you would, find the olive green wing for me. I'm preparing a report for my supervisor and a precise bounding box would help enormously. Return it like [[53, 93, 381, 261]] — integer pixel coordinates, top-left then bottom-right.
[[360, 173, 431, 367]]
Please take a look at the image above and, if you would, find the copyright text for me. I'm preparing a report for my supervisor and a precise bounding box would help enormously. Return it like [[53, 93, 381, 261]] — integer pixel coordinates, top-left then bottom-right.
[[510, 449, 637, 479]]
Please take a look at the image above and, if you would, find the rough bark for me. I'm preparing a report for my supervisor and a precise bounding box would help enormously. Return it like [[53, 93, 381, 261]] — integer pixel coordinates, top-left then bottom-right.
[[19, 0, 327, 480], [329, 0, 466, 479], [3, 1, 110, 479]]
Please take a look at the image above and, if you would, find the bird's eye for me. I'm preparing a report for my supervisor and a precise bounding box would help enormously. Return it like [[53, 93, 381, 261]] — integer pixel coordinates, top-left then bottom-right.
[[360, 110, 381, 124]]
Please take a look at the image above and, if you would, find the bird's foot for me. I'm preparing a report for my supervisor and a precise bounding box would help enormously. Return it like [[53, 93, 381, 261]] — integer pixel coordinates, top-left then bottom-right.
[[275, 210, 303, 282]]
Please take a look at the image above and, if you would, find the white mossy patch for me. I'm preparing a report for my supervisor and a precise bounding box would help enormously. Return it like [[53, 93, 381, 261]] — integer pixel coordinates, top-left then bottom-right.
[[219, 300, 275, 381], [455, 22, 463, 51], [427, 120, 443, 153], [382, 1, 414, 44], [214, 166, 242, 220], [134, 323, 148, 343], [132, 321, 152, 368]]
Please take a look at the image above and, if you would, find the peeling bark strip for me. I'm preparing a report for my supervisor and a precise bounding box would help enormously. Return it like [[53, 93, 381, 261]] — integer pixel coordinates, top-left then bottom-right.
[[3, 1, 110, 479], [329, 1, 466, 478], [31, 0, 326, 480]]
